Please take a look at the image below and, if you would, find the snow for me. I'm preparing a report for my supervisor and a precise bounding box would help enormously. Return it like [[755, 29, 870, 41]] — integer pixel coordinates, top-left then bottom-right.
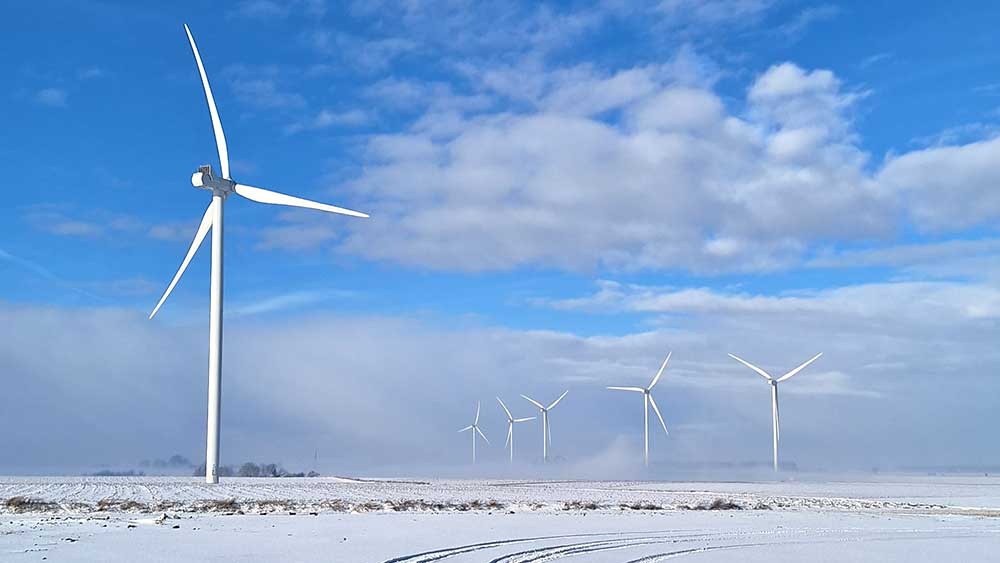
[[1, 475, 999, 561]]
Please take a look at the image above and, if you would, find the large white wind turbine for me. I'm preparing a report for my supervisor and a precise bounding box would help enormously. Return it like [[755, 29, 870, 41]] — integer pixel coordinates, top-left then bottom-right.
[[521, 391, 568, 463], [608, 351, 672, 466], [496, 397, 535, 463], [728, 352, 823, 472], [148, 25, 369, 484], [458, 402, 489, 464]]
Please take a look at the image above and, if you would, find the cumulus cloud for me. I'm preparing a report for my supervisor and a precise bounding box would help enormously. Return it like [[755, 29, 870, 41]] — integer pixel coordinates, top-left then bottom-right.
[[333, 61, 885, 273], [878, 136, 1000, 231]]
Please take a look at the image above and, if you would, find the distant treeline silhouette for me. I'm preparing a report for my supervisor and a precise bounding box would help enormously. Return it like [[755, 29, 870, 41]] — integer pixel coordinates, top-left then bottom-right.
[[139, 454, 195, 469], [193, 462, 320, 478]]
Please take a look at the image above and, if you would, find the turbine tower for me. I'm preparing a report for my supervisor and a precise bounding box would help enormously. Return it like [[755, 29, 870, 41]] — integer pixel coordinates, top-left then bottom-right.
[[521, 391, 568, 463], [496, 397, 535, 463], [458, 402, 489, 464], [608, 351, 672, 466], [728, 352, 823, 472], [149, 25, 369, 484]]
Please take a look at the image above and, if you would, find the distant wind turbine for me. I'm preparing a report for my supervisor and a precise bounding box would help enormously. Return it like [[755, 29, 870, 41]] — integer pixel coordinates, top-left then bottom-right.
[[496, 397, 535, 463], [728, 352, 823, 472], [148, 25, 369, 484], [608, 351, 672, 466], [521, 391, 569, 463], [458, 402, 489, 464]]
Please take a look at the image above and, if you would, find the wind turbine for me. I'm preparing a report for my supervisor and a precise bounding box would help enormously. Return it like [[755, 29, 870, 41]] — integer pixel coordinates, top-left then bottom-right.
[[496, 397, 535, 463], [148, 25, 369, 484], [521, 391, 568, 463], [608, 351, 672, 466], [458, 402, 489, 464], [728, 352, 823, 472]]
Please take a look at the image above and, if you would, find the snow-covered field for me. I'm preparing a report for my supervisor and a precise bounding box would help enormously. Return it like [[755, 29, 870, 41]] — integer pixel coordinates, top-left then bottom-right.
[[2, 475, 999, 561]]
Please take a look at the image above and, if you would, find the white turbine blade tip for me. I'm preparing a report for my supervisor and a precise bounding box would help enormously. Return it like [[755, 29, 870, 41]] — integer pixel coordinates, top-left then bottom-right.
[[728, 353, 773, 381], [496, 397, 513, 420], [649, 351, 671, 389], [184, 24, 230, 180], [234, 184, 369, 218], [777, 352, 824, 382], [148, 201, 214, 320], [649, 395, 669, 435], [547, 390, 569, 410], [521, 395, 545, 410]]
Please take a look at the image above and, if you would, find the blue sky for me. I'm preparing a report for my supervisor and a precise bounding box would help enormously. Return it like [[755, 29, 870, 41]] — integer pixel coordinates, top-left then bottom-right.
[[3, 1, 1000, 475]]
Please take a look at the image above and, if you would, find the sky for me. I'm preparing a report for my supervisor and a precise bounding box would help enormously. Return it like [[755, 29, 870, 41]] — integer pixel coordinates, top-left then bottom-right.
[[3, 0, 1000, 476]]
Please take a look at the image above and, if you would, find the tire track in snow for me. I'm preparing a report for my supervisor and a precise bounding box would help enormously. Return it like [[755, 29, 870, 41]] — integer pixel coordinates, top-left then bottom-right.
[[381, 531, 651, 563], [384, 527, 984, 562], [385, 529, 778, 563]]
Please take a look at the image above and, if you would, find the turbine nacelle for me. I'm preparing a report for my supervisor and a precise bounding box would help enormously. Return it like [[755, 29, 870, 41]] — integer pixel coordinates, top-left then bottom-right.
[[191, 164, 235, 196]]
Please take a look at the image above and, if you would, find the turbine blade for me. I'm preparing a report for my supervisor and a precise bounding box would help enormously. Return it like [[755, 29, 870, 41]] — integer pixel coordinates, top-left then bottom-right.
[[148, 201, 214, 320], [607, 386, 645, 392], [728, 353, 773, 381], [183, 24, 229, 179], [475, 401, 481, 425], [505, 424, 512, 448], [521, 395, 545, 410], [234, 184, 369, 218], [514, 417, 535, 423], [773, 389, 781, 441], [475, 426, 489, 444], [547, 390, 569, 410], [648, 351, 672, 389], [649, 395, 669, 436], [458, 426, 473, 432], [776, 352, 823, 382], [496, 397, 513, 421]]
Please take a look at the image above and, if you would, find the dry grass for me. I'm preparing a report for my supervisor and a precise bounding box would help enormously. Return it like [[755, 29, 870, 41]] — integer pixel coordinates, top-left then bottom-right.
[[96, 499, 150, 512], [563, 500, 601, 510], [621, 501, 663, 510], [4, 496, 57, 513], [685, 498, 743, 511]]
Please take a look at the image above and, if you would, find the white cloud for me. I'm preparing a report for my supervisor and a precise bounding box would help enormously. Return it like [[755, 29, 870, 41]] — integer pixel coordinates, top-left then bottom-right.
[[228, 289, 355, 317], [334, 61, 885, 272], [24, 205, 198, 244], [228, 0, 326, 19], [543, 279, 1000, 325], [224, 65, 307, 110], [285, 108, 371, 134], [35, 88, 68, 108], [777, 4, 840, 39], [656, 0, 776, 27], [878, 136, 1000, 231], [231, 78, 307, 109], [77, 67, 105, 80]]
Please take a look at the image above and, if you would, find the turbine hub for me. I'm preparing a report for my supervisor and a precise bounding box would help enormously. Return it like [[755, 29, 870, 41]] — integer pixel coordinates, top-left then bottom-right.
[[191, 164, 235, 197]]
